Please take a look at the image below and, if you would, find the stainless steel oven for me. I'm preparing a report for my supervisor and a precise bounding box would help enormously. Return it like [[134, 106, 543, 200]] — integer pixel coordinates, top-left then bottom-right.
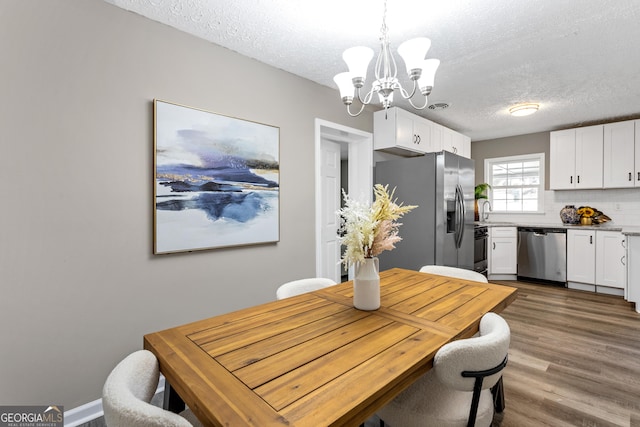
[[474, 225, 488, 276]]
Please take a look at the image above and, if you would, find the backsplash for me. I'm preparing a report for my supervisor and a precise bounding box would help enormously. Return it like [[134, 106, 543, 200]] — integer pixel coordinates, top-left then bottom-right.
[[486, 188, 640, 226]]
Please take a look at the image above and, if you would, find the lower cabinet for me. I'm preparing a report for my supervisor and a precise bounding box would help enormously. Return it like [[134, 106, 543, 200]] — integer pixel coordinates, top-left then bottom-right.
[[567, 229, 596, 285], [626, 236, 640, 312], [595, 231, 626, 289], [567, 229, 625, 295], [488, 227, 517, 279]]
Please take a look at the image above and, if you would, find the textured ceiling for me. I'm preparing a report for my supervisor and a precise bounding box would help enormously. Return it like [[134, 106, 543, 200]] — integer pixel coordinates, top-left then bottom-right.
[[104, 0, 640, 141]]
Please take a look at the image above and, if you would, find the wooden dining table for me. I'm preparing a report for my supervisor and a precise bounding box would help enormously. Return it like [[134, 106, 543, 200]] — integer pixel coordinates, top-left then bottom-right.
[[143, 268, 517, 427]]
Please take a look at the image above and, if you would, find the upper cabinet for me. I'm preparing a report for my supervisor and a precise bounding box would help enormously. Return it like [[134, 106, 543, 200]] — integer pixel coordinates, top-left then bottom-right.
[[374, 107, 470, 158], [550, 125, 603, 190], [374, 107, 431, 156], [550, 119, 640, 190], [436, 123, 471, 158], [603, 120, 640, 188]]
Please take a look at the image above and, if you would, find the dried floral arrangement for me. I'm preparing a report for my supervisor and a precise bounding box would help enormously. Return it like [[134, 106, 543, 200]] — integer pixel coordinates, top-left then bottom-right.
[[338, 184, 417, 269]]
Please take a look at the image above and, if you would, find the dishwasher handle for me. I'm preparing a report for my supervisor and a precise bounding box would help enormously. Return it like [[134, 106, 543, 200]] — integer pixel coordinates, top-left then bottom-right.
[[518, 227, 567, 234]]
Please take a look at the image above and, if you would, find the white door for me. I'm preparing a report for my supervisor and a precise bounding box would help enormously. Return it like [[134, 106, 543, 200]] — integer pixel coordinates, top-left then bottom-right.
[[430, 122, 444, 152], [627, 236, 640, 310], [595, 231, 625, 289], [413, 118, 432, 152], [567, 229, 596, 283], [315, 119, 373, 282], [603, 121, 635, 188], [635, 120, 640, 187], [488, 228, 517, 275], [550, 129, 576, 189], [575, 124, 603, 189], [320, 139, 342, 283]]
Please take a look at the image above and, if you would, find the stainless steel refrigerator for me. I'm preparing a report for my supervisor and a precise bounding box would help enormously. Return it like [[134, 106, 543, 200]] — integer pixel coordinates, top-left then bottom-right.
[[375, 151, 475, 271]]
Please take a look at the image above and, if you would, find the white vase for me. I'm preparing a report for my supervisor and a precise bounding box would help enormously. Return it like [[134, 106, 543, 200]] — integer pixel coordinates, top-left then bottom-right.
[[353, 257, 380, 311]]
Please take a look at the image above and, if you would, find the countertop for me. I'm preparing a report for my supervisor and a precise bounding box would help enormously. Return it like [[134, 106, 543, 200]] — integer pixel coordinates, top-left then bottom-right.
[[473, 221, 640, 235]]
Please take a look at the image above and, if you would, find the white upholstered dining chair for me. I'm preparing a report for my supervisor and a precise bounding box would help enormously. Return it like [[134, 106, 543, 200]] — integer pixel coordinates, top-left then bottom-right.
[[377, 312, 510, 427], [276, 277, 336, 300], [419, 265, 489, 283], [102, 350, 202, 427]]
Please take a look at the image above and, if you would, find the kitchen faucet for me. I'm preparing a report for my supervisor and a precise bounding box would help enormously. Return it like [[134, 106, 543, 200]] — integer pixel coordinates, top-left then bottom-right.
[[481, 200, 492, 221]]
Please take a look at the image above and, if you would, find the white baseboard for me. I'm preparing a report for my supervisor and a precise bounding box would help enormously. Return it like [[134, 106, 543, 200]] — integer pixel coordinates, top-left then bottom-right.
[[567, 281, 596, 292], [487, 274, 517, 281], [596, 286, 625, 296], [64, 398, 103, 427], [64, 376, 165, 426]]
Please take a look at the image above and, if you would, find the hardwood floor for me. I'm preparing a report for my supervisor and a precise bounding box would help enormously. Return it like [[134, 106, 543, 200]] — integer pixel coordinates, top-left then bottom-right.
[[82, 280, 638, 427], [491, 280, 640, 427]]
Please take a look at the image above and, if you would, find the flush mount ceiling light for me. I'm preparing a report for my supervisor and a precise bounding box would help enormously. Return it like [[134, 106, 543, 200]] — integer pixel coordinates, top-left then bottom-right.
[[333, 0, 440, 117], [509, 103, 539, 117]]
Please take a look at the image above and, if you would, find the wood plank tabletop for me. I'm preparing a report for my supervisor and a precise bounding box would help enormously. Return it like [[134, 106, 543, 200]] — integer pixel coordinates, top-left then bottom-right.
[[143, 268, 518, 427]]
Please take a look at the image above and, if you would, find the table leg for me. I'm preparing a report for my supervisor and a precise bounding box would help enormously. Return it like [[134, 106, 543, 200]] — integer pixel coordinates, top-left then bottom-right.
[[163, 381, 186, 413], [491, 376, 505, 413]]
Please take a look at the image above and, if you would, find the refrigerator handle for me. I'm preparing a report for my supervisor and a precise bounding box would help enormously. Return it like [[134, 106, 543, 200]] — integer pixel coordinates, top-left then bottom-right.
[[458, 184, 466, 247], [453, 186, 459, 248], [455, 185, 461, 249], [454, 185, 464, 249]]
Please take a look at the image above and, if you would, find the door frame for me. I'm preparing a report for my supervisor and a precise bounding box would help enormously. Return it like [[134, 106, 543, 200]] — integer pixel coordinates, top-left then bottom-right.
[[314, 119, 373, 279]]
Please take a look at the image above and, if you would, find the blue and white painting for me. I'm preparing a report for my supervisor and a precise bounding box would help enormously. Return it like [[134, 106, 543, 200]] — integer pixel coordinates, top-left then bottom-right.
[[154, 100, 279, 254]]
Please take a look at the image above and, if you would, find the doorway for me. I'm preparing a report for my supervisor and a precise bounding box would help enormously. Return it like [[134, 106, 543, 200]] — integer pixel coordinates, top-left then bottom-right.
[[315, 119, 373, 282]]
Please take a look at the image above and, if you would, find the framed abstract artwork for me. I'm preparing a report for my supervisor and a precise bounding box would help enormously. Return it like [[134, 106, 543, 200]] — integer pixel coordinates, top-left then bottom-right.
[[153, 100, 280, 254]]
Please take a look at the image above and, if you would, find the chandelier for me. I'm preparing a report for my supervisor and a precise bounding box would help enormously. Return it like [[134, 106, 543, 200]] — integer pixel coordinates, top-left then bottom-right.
[[333, 0, 440, 117]]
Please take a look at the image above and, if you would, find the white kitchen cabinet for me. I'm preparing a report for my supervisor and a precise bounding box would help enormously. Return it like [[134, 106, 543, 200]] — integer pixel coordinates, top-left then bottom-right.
[[603, 120, 636, 188], [550, 129, 576, 190], [567, 229, 625, 295], [567, 229, 596, 286], [430, 122, 444, 152], [550, 125, 603, 190], [595, 231, 626, 290], [441, 127, 471, 158], [636, 119, 640, 186], [488, 227, 517, 277], [374, 107, 431, 156], [626, 236, 640, 312], [374, 107, 471, 158]]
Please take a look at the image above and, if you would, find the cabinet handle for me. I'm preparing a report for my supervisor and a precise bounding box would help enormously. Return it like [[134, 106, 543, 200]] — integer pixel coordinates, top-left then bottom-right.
[[417, 135, 421, 144], [630, 172, 633, 181], [570, 176, 573, 184], [621, 255, 626, 266], [590, 235, 593, 244], [622, 239, 626, 248], [577, 175, 580, 184], [637, 172, 639, 181], [493, 242, 496, 250]]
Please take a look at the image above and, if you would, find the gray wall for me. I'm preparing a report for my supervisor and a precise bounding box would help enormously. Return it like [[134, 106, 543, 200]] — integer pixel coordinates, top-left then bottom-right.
[[471, 132, 550, 189], [0, 0, 372, 409]]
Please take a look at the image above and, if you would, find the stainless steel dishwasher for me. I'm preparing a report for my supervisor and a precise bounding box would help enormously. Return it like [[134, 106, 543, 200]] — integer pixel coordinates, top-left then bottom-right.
[[517, 227, 567, 284]]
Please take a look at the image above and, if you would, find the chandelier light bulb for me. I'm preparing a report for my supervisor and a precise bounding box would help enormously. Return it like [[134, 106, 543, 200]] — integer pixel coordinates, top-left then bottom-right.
[[418, 59, 440, 95], [342, 46, 374, 82], [333, 72, 356, 101], [397, 37, 431, 78]]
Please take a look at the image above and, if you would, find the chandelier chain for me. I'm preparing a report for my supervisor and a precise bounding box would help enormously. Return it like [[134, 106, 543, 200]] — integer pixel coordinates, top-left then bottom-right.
[[380, 0, 388, 43]]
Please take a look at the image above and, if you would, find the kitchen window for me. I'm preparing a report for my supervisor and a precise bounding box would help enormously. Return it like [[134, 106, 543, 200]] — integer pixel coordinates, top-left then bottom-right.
[[484, 153, 545, 213]]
